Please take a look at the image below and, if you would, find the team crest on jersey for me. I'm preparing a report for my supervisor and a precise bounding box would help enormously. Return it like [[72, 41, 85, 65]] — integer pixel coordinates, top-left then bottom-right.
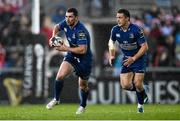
[[116, 34, 120, 38], [64, 28, 67, 32], [129, 33, 134, 38], [72, 34, 75, 39]]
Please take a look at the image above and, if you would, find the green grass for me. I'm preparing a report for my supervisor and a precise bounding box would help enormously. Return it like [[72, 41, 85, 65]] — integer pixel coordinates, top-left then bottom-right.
[[0, 104, 180, 120]]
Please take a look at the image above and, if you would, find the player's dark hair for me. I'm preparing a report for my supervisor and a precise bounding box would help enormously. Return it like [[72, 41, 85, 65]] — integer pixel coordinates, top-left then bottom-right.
[[117, 9, 130, 21], [67, 8, 78, 16]]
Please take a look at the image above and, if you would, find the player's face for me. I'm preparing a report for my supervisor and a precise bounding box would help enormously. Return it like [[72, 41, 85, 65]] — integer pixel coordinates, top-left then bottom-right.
[[116, 13, 129, 27], [65, 12, 78, 26]]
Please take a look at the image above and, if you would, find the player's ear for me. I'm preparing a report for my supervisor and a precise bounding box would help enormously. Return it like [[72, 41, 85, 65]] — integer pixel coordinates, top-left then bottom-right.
[[75, 16, 79, 21], [125, 16, 129, 21]]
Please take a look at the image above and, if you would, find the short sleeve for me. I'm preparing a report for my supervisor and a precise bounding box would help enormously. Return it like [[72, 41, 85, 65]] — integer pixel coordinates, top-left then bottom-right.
[[76, 30, 87, 45], [58, 20, 66, 31], [110, 27, 116, 42], [136, 27, 146, 45]]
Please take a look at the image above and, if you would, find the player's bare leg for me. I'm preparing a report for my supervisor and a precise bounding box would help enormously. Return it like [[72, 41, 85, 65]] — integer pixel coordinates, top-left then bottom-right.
[[134, 73, 148, 113], [120, 72, 136, 91], [76, 78, 89, 114], [46, 61, 73, 110]]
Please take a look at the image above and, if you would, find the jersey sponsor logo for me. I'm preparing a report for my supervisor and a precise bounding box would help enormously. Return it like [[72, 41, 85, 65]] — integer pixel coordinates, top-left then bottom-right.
[[116, 34, 120, 38], [72, 34, 75, 39], [123, 41, 128, 44], [78, 30, 86, 40], [120, 42, 137, 50], [139, 29, 144, 38]]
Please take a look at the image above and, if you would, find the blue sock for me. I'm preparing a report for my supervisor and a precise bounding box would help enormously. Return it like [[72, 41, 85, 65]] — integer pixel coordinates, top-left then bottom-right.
[[136, 89, 145, 105], [80, 89, 89, 108], [54, 80, 64, 101]]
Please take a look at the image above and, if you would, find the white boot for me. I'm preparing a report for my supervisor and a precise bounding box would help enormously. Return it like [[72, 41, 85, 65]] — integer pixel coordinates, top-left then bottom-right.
[[76, 106, 85, 114], [137, 103, 144, 113], [46, 99, 59, 110]]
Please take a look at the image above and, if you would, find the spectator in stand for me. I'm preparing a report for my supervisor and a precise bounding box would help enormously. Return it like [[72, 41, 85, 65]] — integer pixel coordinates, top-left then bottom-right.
[[173, 22, 180, 45], [5, 49, 23, 68], [154, 35, 175, 67], [133, 16, 145, 28], [20, 14, 31, 32], [164, 35, 176, 66], [51, 4, 66, 24], [171, 6, 179, 17], [90, 0, 102, 17], [7, 17, 22, 46], [40, 6, 46, 28], [0, 3, 14, 25], [160, 20, 174, 37], [149, 4, 161, 18], [0, 43, 6, 69], [41, 16, 53, 45]]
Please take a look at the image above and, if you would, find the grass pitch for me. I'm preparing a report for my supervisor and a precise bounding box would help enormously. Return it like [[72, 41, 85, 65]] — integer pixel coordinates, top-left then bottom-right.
[[0, 104, 179, 120]]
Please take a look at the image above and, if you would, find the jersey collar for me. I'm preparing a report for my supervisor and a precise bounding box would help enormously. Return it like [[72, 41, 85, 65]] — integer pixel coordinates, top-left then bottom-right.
[[119, 22, 131, 32], [69, 21, 79, 30]]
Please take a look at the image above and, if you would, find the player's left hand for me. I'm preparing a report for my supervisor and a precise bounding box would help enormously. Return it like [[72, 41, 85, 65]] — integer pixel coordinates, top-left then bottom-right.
[[54, 44, 68, 52], [123, 56, 135, 67], [109, 56, 115, 66]]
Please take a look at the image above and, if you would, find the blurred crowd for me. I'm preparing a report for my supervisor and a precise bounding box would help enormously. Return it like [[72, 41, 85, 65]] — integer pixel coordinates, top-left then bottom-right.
[[103, 4, 180, 74], [0, 1, 180, 72], [0, 1, 60, 69], [135, 5, 180, 67], [0, 1, 31, 69]]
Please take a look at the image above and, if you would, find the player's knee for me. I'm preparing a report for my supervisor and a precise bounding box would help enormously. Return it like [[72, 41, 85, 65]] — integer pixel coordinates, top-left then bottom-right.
[[79, 86, 89, 92], [79, 83, 88, 92], [121, 83, 132, 90], [56, 74, 66, 80], [134, 83, 143, 91]]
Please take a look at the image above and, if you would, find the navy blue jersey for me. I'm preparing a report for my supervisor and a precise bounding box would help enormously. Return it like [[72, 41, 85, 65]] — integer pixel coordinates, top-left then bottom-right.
[[58, 20, 92, 60], [58, 20, 93, 79], [110, 23, 147, 73]]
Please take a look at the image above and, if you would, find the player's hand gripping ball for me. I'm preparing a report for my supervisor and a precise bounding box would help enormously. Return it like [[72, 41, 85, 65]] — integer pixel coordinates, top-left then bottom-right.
[[50, 36, 63, 47]]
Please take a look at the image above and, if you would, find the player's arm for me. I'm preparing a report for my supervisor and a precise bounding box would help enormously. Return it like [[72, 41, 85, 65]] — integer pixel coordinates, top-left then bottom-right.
[[55, 30, 87, 54], [123, 42, 148, 67], [67, 45, 87, 54], [108, 39, 116, 66], [132, 42, 148, 61], [49, 25, 60, 47], [55, 44, 87, 54], [108, 28, 116, 66], [123, 27, 148, 67], [52, 25, 60, 37], [132, 27, 149, 61]]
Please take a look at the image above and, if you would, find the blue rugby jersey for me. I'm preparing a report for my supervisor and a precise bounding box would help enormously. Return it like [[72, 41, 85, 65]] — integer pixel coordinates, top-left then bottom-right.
[[110, 23, 147, 66], [58, 20, 92, 61]]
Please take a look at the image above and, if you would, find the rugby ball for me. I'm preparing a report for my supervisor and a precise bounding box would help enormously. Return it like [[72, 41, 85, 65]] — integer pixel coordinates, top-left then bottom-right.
[[51, 36, 63, 47]]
